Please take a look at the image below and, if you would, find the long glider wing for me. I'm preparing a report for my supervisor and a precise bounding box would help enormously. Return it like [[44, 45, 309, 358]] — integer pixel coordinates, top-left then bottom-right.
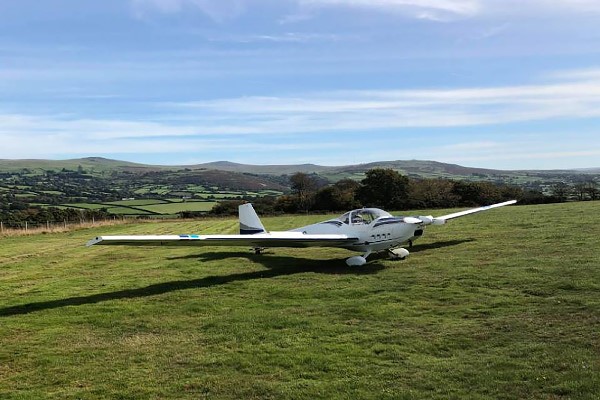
[[413, 200, 517, 225], [88, 202, 359, 248], [86, 232, 359, 248], [435, 200, 517, 221]]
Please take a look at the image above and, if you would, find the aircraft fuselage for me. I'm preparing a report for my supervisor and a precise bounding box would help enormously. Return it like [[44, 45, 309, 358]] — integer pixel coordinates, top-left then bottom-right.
[[291, 208, 423, 253]]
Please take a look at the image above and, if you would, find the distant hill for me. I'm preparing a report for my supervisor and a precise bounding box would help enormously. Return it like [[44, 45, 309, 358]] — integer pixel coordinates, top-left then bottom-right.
[[0, 157, 171, 173], [1, 157, 598, 190], [189, 161, 330, 175], [188, 159, 592, 178], [575, 167, 600, 173], [186, 159, 599, 188], [188, 159, 500, 176]]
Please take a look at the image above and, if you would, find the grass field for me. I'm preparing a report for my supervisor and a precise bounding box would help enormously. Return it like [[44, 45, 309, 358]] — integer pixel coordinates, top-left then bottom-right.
[[103, 199, 171, 206], [135, 201, 217, 214], [59, 199, 217, 216], [63, 203, 110, 210], [1, 202, 599, 399]]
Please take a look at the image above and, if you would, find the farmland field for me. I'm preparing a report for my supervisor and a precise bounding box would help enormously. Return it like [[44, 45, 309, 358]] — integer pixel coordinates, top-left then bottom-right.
[[58, 199, 218, 216], [135, 201, 216, 214], [63, 203, 110, 210], [103, 199, 171, 206], [1, 202, 599, 399]]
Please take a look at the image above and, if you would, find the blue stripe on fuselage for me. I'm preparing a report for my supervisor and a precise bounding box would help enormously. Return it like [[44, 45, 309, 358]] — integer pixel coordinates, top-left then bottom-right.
[[373, 218, 404, 228]]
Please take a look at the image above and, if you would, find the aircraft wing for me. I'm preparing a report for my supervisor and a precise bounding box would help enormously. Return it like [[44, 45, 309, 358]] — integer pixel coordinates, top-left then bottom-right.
[[413, 200, 517, 225], [86, 232, 359, 248], [434, 200, 517, 222]]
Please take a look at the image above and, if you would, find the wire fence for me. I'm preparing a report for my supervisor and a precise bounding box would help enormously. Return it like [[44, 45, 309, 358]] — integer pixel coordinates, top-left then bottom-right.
[[0, 217, 129, 237]]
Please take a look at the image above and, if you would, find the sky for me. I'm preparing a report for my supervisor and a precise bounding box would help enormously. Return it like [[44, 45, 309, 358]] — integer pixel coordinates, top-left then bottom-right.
[[1, 0, 600, 170]]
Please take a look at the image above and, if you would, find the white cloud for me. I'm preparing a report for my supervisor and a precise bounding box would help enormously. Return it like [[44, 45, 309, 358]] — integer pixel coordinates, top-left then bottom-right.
[[542, 68, 600, 82], [132, 0, 185, 13], [434, 149, 600, 167], [171, 70, 600, 132], [438, 141, 502, 151], [128, 0, 600, 26], [131, 0, 246, 21], [209, 32, 345, 44], [300, 0, 480, 16], [299, 0, 600, 17], [486, 0, 600, 15], [3, 67, 600, 164]]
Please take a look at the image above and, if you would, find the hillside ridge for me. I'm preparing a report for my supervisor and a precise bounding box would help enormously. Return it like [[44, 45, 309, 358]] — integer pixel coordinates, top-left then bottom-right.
[[2, 157, 598, 176]]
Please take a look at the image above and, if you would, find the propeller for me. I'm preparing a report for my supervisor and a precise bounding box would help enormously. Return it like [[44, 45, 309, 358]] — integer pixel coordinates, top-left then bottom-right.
[[418, 215, 446, 225], [402, 216, 446, 225]]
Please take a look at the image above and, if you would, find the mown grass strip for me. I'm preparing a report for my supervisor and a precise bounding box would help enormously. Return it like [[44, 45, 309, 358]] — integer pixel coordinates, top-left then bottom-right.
[[0, 202, 599, 399]]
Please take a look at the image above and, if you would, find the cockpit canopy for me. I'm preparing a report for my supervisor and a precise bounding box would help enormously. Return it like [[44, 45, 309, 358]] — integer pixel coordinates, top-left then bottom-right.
[[338, 208, 393, 225]]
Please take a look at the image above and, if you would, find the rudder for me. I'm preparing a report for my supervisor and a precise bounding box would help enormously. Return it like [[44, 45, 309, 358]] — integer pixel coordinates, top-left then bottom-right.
[[239, 203, 266, 234]]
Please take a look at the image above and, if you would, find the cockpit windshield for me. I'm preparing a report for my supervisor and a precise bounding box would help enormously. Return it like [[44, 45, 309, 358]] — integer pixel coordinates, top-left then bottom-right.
[[338, 208, 392, 225]]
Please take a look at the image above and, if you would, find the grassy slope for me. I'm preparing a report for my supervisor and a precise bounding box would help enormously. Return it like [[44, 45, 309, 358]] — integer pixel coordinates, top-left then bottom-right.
[[0, 202, 599, 399], [0, 157, 170, 174]]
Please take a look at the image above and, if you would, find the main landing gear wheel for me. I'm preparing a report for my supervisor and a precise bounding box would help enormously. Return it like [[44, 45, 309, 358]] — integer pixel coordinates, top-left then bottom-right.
[[345, 251, 372, 266], [388, 248, 409, 260]]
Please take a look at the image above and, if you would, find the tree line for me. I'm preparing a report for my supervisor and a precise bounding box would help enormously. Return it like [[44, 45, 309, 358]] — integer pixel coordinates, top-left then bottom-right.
[[0, 194, 112, 225], [206, 168, 596, 216], [2, 168, 598, 223]]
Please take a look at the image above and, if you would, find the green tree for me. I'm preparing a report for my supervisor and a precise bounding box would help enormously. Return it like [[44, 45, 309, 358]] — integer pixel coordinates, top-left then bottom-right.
[[408, 178, 459, 208], [332, 179, 361, 209], [290, 172, 320, 211], [274, 195, 300, 213], [551, 182, 571, 202], [583, 181, 599, 200], [357, 168, 409, 210], [312, 179, 360, 211], [210, 200, 244, 215]]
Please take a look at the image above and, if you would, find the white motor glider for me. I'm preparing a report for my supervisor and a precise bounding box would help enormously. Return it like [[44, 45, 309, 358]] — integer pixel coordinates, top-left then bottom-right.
[[87, 200, 516, 266]]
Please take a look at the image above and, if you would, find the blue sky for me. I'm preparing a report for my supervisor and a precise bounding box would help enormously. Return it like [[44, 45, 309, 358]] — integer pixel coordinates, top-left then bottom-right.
[[1, 0, 600, 169]]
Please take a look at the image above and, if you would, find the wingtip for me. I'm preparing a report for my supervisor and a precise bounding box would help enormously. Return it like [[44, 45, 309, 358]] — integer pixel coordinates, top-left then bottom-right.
[[86, 237, 102, 247]]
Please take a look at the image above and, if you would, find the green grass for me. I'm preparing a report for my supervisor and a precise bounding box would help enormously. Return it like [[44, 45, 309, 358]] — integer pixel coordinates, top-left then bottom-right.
[[185, 184, 207, 191], [40, 191, 64, 195], [60, 200, 217, 215], [258, 190, 284, 196], [133, 185, 172, 196], [135, 201, 217, 214], [103, 199, 170, 206], [1, 202, 599, 399], [198, 193, 244, 199], [103, 207, 154, 215], [62, 203, 109, 210]]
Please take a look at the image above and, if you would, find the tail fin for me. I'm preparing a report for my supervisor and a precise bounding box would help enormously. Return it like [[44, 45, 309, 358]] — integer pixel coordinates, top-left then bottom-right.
[[239, 203, 266, 234]]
